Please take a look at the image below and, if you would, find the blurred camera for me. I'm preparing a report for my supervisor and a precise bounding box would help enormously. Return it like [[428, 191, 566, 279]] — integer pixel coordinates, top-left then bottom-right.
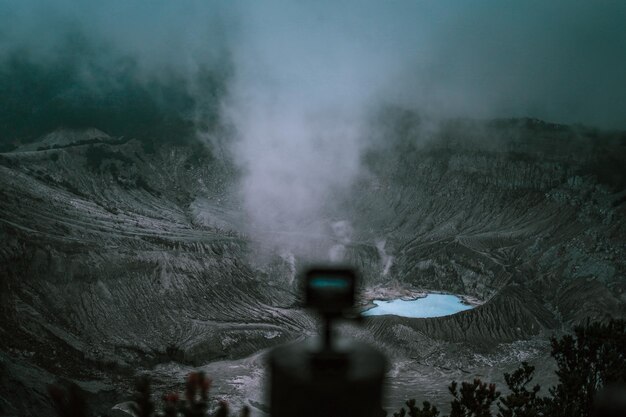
[[269, 266, 386, 417]]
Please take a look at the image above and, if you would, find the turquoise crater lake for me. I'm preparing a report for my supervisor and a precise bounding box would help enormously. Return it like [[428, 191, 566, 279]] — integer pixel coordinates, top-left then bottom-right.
[[362, 294, 473, 318]]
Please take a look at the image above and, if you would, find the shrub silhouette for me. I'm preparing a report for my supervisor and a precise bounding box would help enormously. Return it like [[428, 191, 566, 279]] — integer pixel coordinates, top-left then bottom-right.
[[393, 399, 440, 417], [47, 319, 624, 417], [448, 379, 500, 417], [392, 318, 625, 417], [48, 371, 248, 417], [497, 362, 545, 417], [545, 318, 626, 417]]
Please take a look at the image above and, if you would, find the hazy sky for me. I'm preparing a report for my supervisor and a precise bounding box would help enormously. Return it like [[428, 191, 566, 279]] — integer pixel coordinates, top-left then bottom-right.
[[1, 0, 625, 129]]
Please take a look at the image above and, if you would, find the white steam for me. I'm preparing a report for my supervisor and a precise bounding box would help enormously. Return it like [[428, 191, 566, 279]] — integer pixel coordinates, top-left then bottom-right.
[[329, 221, 354, 262], [222, 3, 398, 252]]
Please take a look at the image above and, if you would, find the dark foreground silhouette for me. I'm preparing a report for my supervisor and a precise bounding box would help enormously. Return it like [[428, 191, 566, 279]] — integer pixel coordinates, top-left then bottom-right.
[[47, 318, 625, 417]]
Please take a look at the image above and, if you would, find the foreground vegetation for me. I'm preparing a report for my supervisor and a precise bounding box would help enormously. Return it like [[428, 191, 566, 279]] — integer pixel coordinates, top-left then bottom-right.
[[47, 319, 625, 417], [393, 318, 625, 417]]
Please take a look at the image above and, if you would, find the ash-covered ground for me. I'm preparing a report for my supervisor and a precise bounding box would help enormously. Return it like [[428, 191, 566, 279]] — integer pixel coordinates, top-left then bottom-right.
[[1, 117, 624, 415]]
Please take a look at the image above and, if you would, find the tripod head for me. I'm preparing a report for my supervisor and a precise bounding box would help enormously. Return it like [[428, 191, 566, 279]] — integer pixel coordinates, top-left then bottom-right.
[[304, 267, 357, 352]]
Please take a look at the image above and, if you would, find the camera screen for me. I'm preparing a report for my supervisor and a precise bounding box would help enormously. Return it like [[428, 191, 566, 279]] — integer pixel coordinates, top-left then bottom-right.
[[309, 276, 350, 289]]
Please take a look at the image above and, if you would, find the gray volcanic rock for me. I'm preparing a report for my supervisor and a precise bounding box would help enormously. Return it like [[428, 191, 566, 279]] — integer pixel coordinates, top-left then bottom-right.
[[0, 118, 624, 415], [13, 128, 115, 152]]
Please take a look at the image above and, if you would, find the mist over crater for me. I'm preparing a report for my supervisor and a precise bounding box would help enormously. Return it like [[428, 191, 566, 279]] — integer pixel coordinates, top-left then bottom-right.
[[1, 1, 625, 416]]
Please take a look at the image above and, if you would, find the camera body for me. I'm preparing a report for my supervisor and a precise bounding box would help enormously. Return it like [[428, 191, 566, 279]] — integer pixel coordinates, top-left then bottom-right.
[[269, 338, 386, 417], [268, 266, 386, 417]]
